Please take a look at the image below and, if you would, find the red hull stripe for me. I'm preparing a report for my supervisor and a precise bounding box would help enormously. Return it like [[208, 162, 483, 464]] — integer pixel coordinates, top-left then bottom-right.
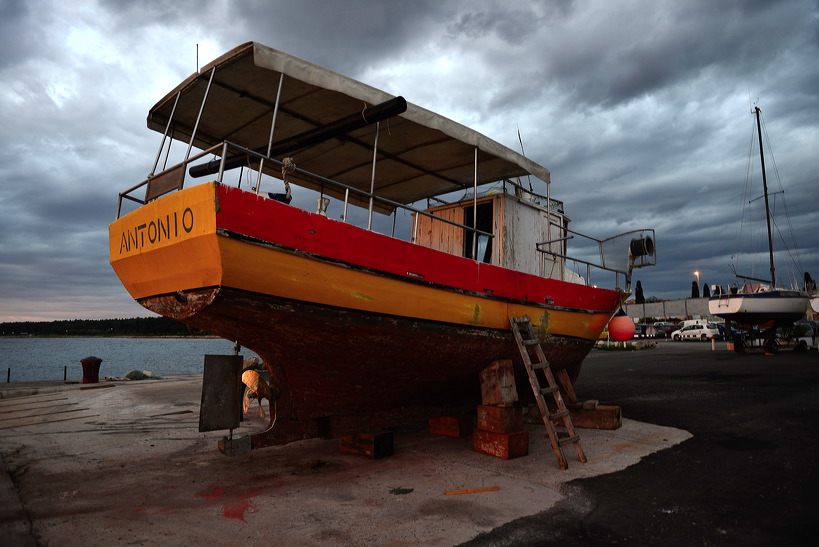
[[217, 227, 613, 316], [215, 185, 622, 314]]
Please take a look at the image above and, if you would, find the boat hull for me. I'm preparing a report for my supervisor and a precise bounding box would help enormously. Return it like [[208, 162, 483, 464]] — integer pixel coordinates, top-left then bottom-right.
[[110, 183, 624, 442], [708, 290, 809, 326], [140, 285, 597, 442]]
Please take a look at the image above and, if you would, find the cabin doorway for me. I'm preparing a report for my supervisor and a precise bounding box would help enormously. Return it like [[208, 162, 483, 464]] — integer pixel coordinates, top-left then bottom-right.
[[464, 202, 493, 263]]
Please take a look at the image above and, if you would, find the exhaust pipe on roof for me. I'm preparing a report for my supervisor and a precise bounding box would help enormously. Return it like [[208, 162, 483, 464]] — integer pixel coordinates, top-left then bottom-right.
[[189, 96, 407, 178]]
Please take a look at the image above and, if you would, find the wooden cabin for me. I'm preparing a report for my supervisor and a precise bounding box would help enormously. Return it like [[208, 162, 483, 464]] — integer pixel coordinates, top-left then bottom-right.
[[414, 189, 582, 282]]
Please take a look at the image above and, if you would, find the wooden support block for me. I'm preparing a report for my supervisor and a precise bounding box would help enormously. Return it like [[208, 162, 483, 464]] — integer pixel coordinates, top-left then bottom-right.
[[339, 430, 394, 459], [479, 359, 519, 407], [582, 399, 599, 410], [429, 415, 473, 437], [473, 429, 529, 460], [476, 405, 523, 434], [569, 404, 622, 430]]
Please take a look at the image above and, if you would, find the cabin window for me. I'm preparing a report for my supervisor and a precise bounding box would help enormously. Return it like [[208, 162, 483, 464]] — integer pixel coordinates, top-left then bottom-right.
[[464, 202, 493, 263]]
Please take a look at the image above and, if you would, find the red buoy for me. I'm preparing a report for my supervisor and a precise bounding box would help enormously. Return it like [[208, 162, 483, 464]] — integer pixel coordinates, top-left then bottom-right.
[[608, 310, 635, 341]]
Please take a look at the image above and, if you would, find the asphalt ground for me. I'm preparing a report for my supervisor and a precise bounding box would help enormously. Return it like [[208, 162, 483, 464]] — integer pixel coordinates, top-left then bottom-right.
[[465, 340, 819, 546], [1, 340, 816, 545]]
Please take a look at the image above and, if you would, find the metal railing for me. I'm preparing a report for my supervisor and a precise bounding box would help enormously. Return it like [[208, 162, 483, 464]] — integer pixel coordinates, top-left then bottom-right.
[[116, 140, 657, 291], [537, 228, 656, 291], [116, 142, 226, 217], [116, 140, 495, 244]]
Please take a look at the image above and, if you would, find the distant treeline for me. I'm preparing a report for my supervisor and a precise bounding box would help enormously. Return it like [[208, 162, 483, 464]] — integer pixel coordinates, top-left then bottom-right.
[[0, 317, 211, 337]]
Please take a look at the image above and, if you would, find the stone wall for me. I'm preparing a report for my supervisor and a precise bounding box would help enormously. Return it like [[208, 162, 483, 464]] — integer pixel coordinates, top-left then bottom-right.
[[623, 297, 720, 321]]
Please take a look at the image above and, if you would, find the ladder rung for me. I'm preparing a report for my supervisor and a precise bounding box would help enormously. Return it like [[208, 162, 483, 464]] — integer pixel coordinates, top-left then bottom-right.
[[540, 386, 559, 395], [549, 409, 570, 420], [558, 435, 580, 446], [522, 339, 540, 346], [531, 361, 549, 370]]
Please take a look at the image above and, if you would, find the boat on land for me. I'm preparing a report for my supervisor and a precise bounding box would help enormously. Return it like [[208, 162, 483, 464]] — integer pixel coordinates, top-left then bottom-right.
[[709, 106, 809, 349], [109, 42, 656, 449]]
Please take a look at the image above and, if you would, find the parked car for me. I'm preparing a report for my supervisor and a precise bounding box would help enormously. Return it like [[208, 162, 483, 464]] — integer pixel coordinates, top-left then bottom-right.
[[671, 324, 719, 341], [633, 324, 657, 339], [776, 321, 817, 351], [652, 322, 676, 338]]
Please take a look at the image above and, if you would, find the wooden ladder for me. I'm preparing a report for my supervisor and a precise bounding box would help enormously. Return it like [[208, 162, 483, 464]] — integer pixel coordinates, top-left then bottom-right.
[[510, 315, 586, 470]]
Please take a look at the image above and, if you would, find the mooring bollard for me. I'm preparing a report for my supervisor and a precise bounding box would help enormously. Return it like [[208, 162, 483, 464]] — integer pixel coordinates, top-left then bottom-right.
[[80, 356, 103, 384]]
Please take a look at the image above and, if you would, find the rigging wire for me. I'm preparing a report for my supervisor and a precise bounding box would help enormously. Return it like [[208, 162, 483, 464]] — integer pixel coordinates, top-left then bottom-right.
[[731, 113, 756, 277], [731, 107, 804, 288], [759, 113, 804, 283]]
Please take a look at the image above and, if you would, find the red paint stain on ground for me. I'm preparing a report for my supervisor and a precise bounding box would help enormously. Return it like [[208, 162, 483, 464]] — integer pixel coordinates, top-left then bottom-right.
[[223, 498, 258, 522], [198, 488, 227, 500], [197, 485, 267, 522]]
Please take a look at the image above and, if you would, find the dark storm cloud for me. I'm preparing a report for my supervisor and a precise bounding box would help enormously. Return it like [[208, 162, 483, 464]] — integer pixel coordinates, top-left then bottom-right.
[[223, 0, 445, 74], [523, 1, 808, 109], [445, 4, 548, 45], [0, 1, 44, 70]]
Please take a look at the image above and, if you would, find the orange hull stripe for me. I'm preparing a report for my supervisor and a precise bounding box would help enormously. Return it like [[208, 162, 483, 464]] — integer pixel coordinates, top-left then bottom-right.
[[221, 237, 608, 337], [112, 235, 609, 340]]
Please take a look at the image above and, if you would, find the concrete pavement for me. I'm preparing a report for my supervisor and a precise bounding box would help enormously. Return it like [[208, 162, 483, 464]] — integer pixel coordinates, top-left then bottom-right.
[[465, 341, 819, 545], [2, 341, 816, 545]]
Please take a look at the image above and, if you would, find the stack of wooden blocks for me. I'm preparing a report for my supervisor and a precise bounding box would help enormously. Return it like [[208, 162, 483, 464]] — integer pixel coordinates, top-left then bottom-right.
[[472, 359, 529, 459], [338, 431, 394, 459], [428, 414, 473, 438]]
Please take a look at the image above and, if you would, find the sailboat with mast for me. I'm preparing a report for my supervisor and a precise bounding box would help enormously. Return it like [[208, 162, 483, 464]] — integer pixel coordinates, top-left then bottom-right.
[[709, 106, 809, 347]]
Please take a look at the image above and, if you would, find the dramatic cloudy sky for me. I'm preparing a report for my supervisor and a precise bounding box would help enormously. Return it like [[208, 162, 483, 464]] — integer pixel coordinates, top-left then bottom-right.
[[1, 0, 817, 322]]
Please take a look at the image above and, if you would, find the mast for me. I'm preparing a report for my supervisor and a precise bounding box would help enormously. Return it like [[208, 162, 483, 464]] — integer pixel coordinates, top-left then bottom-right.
[[754, 106, 776, 287]]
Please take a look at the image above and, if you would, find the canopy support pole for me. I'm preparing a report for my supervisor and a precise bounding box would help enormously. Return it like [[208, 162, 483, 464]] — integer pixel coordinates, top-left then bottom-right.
[[150, 91, 180, 177], [343, 188, 349, 223], [185, 67, 216, 163], [161, 129, 175, 172], [256, 73, 285, 195], [367, 122, 380, 231], [217, 142, 228, 183], [472, 147, 478, 261]]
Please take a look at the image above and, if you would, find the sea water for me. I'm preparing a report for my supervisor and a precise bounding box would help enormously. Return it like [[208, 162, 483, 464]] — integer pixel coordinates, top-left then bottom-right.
[[0, 337, 260, 382]]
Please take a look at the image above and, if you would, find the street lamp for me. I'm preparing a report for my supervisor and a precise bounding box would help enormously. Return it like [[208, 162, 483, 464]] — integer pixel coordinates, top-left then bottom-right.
[[694, 270, 700, 285]]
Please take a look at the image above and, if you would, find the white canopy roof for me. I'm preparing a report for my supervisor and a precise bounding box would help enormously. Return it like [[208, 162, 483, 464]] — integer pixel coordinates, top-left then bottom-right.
[[147, 42, 550, 213]]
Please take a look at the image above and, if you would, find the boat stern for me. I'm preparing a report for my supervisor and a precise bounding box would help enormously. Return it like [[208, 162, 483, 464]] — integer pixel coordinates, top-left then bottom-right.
[[109, 182, 221, 312]]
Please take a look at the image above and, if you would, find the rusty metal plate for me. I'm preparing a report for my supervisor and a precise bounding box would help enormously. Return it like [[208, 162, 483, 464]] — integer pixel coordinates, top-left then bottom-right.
[[198, 354, 243, 432]]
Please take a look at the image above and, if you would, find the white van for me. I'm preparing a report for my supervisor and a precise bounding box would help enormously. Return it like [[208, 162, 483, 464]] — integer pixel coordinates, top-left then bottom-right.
[[676, 319, 710, 329]]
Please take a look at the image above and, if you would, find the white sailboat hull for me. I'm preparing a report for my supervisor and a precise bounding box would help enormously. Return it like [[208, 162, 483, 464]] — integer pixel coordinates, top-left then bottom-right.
[[708, 290, 808, 325]]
